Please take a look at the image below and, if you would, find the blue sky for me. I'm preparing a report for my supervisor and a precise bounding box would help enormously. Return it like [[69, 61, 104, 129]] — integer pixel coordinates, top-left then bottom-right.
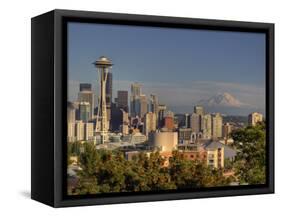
[[67, 22, 266, 115]]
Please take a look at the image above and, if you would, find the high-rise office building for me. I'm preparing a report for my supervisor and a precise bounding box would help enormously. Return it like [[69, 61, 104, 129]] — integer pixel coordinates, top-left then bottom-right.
[[190, 113, 200, 133], [111, 103, 129, 134], [78, 102, 91, 122], [248, 112, 263, 126], [130, 98, 141, 117], [121, 109, 129, 135], [67, 102, 76, 142], [110, 103, 122, 132], [105, 72, 113, 118], [185, 113, 190, 128], [144, 112, 157, 136], [105, 72, 112, 106], [130, 83, 141, 117], [117, 90, 128, 112], [150, 94, 159, 120], [164, 116, 174, 131], [78, 83, 94, 119], [140, 94, 148, 118], [166, 110, 174, 118], [67, 102, 76, 123], [194, 105, 205, 133], [202, 114, 212, 139], [150, 94, 158, 112], [80, 83, 92, 91], [67, 123, 75, 142], [131, 82, 141, 96], [194, 105, 204, 116], [212, 113, 223, 139], [114, 97, 118, 104], [84, 122, 94, 141], [67, 121, 95, 142], [75, 120, 85, 141], [158, 104, 167, 127]]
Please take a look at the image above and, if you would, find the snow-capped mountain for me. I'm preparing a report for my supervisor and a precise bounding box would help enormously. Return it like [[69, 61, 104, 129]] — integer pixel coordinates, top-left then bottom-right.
[[198, 92, 243, 108]]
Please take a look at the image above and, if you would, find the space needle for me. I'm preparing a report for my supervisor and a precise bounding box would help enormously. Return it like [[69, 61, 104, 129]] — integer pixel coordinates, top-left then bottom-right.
[[93, 56, 113, 144]]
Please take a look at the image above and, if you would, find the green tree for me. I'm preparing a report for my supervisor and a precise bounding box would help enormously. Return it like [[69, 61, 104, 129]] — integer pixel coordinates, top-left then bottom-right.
[[231, 122, 266, 184], [73, 143, 102, 194], [169, 151, 230, 188], [142, 152, 176, 190], [123, 154, 150, 192], [67, 141, 83, 165], [70, 143, 232, 195]]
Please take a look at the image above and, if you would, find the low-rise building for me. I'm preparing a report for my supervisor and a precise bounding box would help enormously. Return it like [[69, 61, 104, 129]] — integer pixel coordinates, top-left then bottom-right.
[[122, 132, 147, 144], [178, 127, 192, 143], [148, 131, 178, 152], [205, 147, 224, 168]]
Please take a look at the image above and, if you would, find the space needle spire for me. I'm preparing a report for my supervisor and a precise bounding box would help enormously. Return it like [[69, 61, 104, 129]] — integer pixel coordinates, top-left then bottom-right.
[[93, 56, 113, 144]]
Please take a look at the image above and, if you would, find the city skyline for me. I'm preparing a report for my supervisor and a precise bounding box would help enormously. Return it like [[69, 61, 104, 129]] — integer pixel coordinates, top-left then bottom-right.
[[67, 22, 266, 115], [66, 22, 267, 195]]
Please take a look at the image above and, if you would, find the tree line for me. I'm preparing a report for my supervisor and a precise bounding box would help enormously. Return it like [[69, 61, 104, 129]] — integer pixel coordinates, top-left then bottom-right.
[[67, 122, 266, 195]]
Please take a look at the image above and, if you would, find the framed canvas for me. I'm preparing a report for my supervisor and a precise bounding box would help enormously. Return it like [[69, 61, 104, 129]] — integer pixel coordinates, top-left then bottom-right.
[[31, 9, 274, 207]]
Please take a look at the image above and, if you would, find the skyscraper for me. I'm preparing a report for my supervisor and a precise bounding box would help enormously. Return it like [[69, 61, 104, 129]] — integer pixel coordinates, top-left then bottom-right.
[[67, 122, 75, 142], [130, 83, 141, 117], [212, 113, 223, 139], [166, 110, 174, 118], [164, 116, 174, 131], [144, 112, 156, 136], [194, 105, 204, 133], [121, 109, 129, 135], [78, 102, 91, 122], [158, 104, 167, 128], [110, 103, 123, 132], [84, 122, 94, 141], [140, 94, 148, 118], [194, 105, 204, 116], [79, 83, 92, 91], [105, 72, 113, 121], [248, 112, 263, 126], [190, 113, 200, 133], [131, 82, 141, 96], [78, 83, 94, 119], [202, 114, 212, 139], [150, 94, 159, 119], [67, 102, 76, 123], [185, 113, 190, 128], [117, 90, 128, 112], [75, 120, 85, 141], [67, 102, 76, 142]]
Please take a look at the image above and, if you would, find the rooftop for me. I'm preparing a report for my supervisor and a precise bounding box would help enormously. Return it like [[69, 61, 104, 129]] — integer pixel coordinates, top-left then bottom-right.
[[204, 140, 237, 159]]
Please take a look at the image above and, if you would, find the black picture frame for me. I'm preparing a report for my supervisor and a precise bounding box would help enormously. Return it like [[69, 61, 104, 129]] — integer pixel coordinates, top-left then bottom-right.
[[31, 9, 274, 207]]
